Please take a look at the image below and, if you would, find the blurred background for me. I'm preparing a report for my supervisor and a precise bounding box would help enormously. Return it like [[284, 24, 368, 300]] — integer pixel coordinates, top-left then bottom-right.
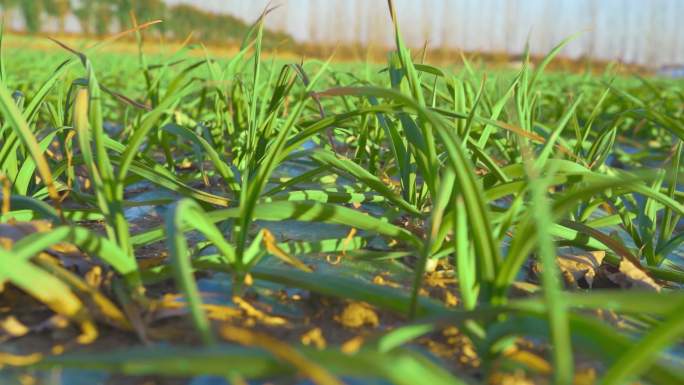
[[0, 0, 682, 69]]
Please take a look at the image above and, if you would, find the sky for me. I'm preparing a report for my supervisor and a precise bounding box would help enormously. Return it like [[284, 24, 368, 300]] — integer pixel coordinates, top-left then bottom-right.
[[164, 0, 684, 67]]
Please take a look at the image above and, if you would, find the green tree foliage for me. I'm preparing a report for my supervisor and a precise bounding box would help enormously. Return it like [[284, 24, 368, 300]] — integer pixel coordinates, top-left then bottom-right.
[[113, 0, 131, 30], [73, 0, 95, 35], [18, 0, 42, 33], [0, 0, 295, 48], [93, 1, 113, 36], [74, 0, 116, 36], [43, 0, 70, 31]]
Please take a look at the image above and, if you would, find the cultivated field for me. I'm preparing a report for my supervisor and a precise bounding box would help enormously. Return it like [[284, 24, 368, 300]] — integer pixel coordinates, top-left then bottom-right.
[[1, 4, 683, 385]]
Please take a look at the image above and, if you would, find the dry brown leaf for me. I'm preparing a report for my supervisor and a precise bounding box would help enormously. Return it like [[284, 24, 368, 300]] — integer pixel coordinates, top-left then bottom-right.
[[34, 254, 131, 332], [0, 220, 53, 245], [557, 250, 606, 288], [532, 251, 605, 288], [608, 259, 661, 291], [0, 221, 84, 268], [0, 225, 98, 344], [595, 308, 626, 328]]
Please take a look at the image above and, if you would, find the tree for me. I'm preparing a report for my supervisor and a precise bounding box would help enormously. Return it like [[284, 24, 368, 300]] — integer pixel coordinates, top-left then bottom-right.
[[0, 0, 17, 12], [129, 0, 166, 36], [133, 0, 166, 22], [93, 0, 113, 36], [0, 0, 297, 49], [113, 0, 131, 30], [18, 0, 42, 33], [0, 0, 46, 34], [43, 0, 70, 32], [73, 0, 95, 35]]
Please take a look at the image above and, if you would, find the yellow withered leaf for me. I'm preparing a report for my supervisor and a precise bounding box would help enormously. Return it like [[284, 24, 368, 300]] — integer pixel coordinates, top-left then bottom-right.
[[301, 327, 327, 350], [220, 326, 343, 385], [262, 229, 312, 272], [341, 227, 357, 256], [504, 348, 552, 374], [0, 316, 29, 338], [85, 266, 103, 288], [341, 335, 364, 354], [0, 173, 10, 216], [233, 296, 287, 326], [0, 352, 43, 368], [35, 254, 131, 332], [335, 302, 379, 329]]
